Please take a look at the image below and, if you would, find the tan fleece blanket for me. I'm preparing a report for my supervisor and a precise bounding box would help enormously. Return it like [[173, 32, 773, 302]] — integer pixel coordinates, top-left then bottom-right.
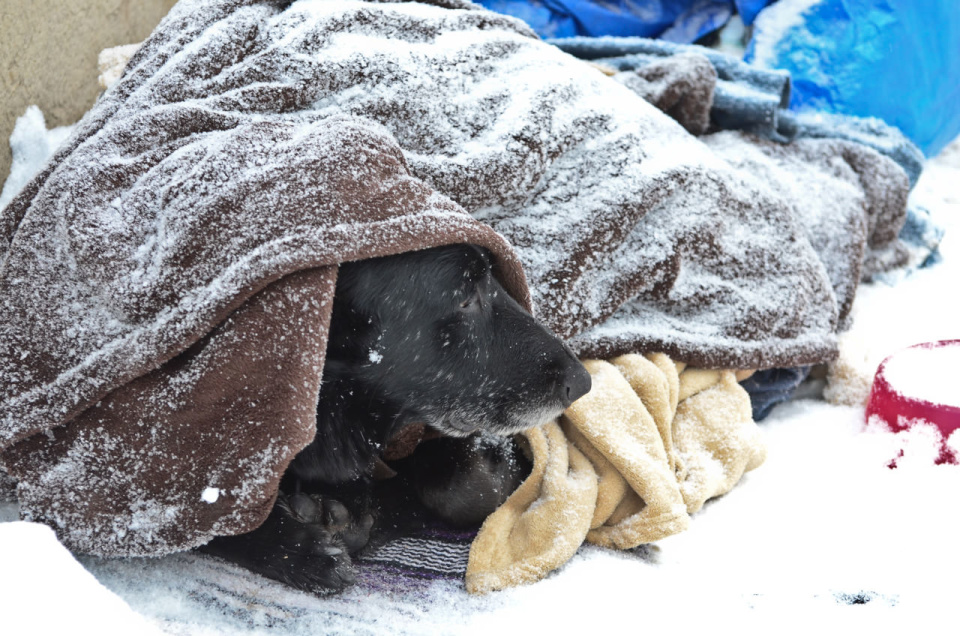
[[466, 353, 765, 594], [0, 0, 905, 557]]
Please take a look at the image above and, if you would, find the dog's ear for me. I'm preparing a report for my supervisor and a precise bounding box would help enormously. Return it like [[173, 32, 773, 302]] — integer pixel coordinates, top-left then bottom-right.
[[469, 245, 521, 306]]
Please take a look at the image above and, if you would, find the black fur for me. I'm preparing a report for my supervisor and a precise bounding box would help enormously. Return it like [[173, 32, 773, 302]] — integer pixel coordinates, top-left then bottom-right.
[[203, 244, 590, 593], [404, 433, 532, 527]]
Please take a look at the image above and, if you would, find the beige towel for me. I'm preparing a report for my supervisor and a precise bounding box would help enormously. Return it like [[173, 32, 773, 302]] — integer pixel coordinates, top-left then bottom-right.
[[466, 353, 766, 594]]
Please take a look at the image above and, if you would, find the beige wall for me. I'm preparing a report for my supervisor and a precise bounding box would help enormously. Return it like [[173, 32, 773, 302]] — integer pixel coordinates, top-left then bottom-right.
[[0, 0, 178, 183]]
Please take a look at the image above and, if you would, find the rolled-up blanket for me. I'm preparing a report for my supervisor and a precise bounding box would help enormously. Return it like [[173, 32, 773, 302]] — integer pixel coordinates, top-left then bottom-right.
[[466, 353, 765, 594]]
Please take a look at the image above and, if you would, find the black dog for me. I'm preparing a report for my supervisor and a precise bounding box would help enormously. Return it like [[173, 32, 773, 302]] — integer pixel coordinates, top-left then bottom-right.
[[203, 244, 591, 592]]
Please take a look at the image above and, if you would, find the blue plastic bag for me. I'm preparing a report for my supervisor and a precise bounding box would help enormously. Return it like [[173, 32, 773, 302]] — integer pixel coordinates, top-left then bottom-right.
[[475, 0, 775, 43], [745, 0, 960, 157], [736, 0, 772, 24]]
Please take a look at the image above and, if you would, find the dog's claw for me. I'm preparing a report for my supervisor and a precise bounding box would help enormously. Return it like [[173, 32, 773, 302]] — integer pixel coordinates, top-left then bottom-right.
[[322, 499, 352, 529]]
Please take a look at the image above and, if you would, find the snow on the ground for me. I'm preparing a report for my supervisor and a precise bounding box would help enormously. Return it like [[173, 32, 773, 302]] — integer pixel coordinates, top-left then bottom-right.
[[0, 522, 164, 635], [0, 108, 958, 634], [0, 106, 75, 210]]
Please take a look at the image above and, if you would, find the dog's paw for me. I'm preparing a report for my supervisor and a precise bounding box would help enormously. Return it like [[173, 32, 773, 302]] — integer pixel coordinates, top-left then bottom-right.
[[267, 504, 357, 593], [201, 492, 374, 595], [281, 491, 374, 554], [272, 538, 358, 594]]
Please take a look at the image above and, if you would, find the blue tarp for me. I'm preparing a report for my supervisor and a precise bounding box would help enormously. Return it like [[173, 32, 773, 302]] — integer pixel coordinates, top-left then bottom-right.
[[745, 0, 960, 157], [475, 0, 774, 43]]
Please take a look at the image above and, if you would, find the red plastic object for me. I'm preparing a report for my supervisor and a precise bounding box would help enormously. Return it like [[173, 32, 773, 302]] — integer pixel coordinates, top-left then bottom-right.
[[865, 340, 960, 465]]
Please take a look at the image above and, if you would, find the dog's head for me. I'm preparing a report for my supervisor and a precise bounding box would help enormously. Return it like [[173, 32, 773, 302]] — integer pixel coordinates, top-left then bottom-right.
[[326, 244, 591, 437]]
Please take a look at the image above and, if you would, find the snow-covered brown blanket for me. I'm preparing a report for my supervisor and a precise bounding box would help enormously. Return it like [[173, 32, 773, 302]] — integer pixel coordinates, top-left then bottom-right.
[[0, 0, 908, 556]]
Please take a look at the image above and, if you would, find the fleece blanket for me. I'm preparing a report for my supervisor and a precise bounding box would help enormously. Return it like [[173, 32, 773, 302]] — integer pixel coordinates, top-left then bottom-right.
[[467, 354, 764, 593], [0, 0, 907, 556], [554, 35, 927, 189]]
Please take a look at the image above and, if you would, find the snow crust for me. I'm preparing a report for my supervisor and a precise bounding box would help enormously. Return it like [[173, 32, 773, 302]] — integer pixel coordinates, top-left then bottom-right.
[[881, 344, 960, 408]]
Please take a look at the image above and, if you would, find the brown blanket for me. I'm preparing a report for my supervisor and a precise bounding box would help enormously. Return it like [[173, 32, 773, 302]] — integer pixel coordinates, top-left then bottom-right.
[[0, 0, 907, 556]]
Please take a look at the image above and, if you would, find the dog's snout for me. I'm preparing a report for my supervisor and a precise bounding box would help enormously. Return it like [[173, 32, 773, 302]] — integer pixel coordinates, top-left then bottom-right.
[[559, 357, 591, 408]]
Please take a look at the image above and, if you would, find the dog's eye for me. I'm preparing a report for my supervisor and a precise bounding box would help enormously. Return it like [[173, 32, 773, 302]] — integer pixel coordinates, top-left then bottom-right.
[[460, 291, 481, 311]]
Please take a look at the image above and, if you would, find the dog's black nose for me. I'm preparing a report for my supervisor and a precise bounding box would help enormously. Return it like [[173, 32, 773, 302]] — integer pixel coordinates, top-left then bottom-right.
[[560, 359, 592, 408]]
